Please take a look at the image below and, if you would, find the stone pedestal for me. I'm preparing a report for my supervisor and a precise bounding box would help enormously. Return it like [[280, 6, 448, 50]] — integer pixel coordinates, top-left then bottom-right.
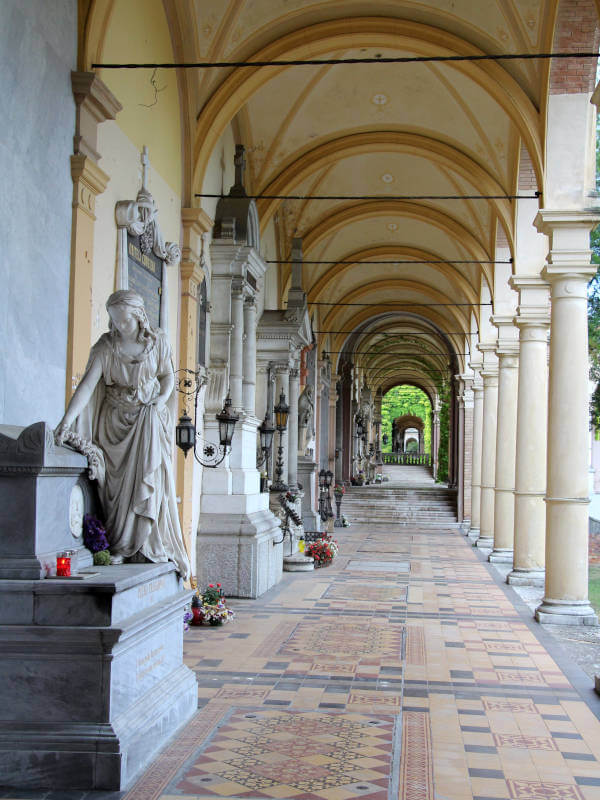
[[199, 416, 283, 598], [298, 455, 321, 533], [0, 563, 197, 791], [0, 422, 93, 579]]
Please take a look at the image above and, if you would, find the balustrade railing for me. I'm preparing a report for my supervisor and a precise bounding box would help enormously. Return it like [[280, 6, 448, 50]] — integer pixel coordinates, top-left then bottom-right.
[[382, 452, 431, 466]]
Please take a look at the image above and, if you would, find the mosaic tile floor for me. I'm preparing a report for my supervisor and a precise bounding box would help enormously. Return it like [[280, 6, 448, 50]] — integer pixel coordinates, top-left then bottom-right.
[[3, 511, 600, 800]]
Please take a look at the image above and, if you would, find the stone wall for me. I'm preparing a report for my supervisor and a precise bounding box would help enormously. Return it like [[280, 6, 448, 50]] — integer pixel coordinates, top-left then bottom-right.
[[0, 1, 76, 426]]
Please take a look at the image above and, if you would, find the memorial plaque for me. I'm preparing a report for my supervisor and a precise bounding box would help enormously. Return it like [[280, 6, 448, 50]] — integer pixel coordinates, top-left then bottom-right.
[[127, 233, 162, 329]]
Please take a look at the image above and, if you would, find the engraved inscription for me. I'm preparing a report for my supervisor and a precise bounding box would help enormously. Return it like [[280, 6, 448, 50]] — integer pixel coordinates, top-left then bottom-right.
[[136, 644, 165, 682], [137, 577, 166, 601]]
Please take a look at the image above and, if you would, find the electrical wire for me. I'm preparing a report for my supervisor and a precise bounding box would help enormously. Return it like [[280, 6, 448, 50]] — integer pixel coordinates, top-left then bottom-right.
[[314, 330, 478, 336], [92, 52, 600, 69], [196, 192, 537, 200], [289, 301, 491, 307], [269, 259, 512, 264]]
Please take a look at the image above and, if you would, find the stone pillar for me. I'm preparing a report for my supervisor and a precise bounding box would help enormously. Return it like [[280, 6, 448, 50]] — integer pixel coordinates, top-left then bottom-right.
[[456, 379, 466, 522], [489, 319, 520, 563], [230, 280, 245, 412], [469, 373, 484, 537], [476, 345, 499, 548], [288, 366, 300, 489], [507, 277, 550, 587], [329, 378, 338, 474], [534, 211, 599, 625], [242, 296, 258, 416], [67, 73, 121, 400], [177, 209, 212, 572], [432, 402, 440, 480], [274, 364, 290, 489], [462, 379, 474, 524]]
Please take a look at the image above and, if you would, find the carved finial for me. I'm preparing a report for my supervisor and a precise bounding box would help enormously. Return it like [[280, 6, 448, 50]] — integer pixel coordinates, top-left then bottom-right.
[[233, 144, 246, 193], [141, 146, 149, 191]]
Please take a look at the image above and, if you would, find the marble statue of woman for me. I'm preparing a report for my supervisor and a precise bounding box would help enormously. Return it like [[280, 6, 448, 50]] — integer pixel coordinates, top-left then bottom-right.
[[55, 290, 190, 581]]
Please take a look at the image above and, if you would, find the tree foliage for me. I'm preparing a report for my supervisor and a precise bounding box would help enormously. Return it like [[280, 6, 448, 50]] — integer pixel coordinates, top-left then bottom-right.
[[381, 385, 432, 453]]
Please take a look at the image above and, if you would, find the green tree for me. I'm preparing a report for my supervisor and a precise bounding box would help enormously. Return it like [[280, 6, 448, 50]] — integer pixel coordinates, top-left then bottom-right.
[[381, 385, 432, 452]]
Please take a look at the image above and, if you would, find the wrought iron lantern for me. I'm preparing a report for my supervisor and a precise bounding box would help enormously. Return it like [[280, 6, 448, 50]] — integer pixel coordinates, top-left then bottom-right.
[[257, 413, 276, 468], [382, 433, 389, 446], [174, 369, 239, 467], [274, 391, 290, 431], [271, 391, 290, 491], [318, 468, 334, 522]]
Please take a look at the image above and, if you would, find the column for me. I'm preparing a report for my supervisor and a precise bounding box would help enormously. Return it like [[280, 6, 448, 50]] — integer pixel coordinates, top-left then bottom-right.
[[177, 209, 212, 571], [469, 374, 484, 537], [288, 366, 300, 489], [230, 280, 244, 412], [489, 319, 520, 563], [242, 295, 257, 416], [67, 73, 121, 400], [534, 211, 598, 625], [507, 277, 550, 586], [462, 379, 474, 524], [476, 345, 499, 548], [456, 380, 466, 522], [432, 402, 440, 479], [273, 364, 290, 490]]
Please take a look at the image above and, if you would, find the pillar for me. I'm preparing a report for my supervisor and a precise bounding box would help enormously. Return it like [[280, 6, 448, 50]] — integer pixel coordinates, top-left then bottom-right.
[[534, 211, 598, 625], [67, 73, 121, 400], [507, 277, 550, 587], [476, 345, 498, 548], [456, 379, 466, 522], [462, 379, 474, 524], [230, 280, 244, 412], [288, 366, 300, 489], [242, 296, 258, 416], [432, 401, 440, 480], [489, 319, 520, 563], [468, 373, 484, 537], [177, 209, 212, 574]]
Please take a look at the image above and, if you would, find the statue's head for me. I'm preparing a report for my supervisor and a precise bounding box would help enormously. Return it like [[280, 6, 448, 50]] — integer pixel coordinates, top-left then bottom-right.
[[106, 290, 154, 343]]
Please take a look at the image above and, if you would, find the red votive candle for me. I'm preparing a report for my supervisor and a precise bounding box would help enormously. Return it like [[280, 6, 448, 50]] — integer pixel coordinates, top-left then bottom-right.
[[56, 553, 71, 577]]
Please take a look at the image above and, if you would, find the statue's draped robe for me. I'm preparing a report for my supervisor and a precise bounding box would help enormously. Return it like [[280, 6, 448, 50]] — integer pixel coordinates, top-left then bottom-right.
[[76, 330, 190, 580]]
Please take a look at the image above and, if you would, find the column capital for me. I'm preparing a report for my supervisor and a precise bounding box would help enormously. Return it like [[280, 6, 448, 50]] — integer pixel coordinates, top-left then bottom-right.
[[181, 206, 213, 236], [272, 361, 290, 375], [71, 71, 122, 160], [231, 277, 245, 296], [534, 208, 600, 237], [244, 295, 257, 310], [289, 367, 300, 379]]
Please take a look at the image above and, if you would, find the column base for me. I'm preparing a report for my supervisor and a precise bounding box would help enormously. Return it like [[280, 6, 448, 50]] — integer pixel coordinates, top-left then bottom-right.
[[506, 568, 545, 587], [283, 554, 314, 572], [475, 535, 493, 549], [488, 548, 513, 564], [535, 598, 598, 626], [466, 526, 480, 539]]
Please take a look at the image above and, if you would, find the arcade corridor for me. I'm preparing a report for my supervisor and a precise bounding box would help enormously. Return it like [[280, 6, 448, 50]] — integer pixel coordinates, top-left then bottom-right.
[[61, 479, 600, 800]]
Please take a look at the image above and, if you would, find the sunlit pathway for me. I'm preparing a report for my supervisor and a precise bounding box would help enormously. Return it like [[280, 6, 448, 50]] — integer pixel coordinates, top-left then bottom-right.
[[119, 493, 600, 800]]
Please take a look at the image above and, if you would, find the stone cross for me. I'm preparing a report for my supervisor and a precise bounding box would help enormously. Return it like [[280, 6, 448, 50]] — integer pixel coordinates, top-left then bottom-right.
[[141, 145, 150, 191]]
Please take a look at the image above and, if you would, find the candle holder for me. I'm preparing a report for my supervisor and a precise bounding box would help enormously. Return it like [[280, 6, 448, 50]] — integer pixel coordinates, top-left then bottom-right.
[[56, 551, 72, 577]]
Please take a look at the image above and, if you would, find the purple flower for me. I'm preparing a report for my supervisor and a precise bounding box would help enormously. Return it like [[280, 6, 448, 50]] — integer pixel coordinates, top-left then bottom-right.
[[83, 514, 110, 553]]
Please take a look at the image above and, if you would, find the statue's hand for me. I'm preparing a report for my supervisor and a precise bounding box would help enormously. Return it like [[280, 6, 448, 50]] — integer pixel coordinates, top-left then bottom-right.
[[54, 421, 71, 446]]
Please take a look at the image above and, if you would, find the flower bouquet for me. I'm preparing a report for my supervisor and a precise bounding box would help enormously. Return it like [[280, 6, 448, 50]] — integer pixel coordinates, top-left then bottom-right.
[[198, 583, 235, 626], [333, 483, 345, 496], [82, 514, 111, 565], [305, 534, 339, 568]]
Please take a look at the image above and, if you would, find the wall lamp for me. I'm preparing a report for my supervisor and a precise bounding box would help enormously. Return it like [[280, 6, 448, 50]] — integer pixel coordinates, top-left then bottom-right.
[[174, 369, 239, 467]]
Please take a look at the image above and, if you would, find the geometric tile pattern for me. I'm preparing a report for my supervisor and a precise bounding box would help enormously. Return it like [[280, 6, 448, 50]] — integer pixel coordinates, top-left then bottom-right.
[[400, 711, 434, 800], [277, 620, 404, 659], [506, 779, 585, 798], [115, 486, 600, 800], [172, 709, 397, 799]]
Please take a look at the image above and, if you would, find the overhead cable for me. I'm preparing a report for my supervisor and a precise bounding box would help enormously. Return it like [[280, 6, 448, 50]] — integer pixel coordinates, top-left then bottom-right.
[[291, 301, 491, 307], [196, 192, 538, 200], [93, 51, 600, 69], [314, 330, 479, 336], [269, 259, 512, 265]]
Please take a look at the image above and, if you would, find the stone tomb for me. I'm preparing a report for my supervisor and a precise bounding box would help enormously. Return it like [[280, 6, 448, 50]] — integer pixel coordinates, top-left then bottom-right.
[[0, 423, 197, 790]]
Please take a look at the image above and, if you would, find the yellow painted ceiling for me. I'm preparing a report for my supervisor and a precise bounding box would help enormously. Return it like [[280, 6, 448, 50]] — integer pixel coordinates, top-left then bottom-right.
[[174, 0, 572, 389]]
